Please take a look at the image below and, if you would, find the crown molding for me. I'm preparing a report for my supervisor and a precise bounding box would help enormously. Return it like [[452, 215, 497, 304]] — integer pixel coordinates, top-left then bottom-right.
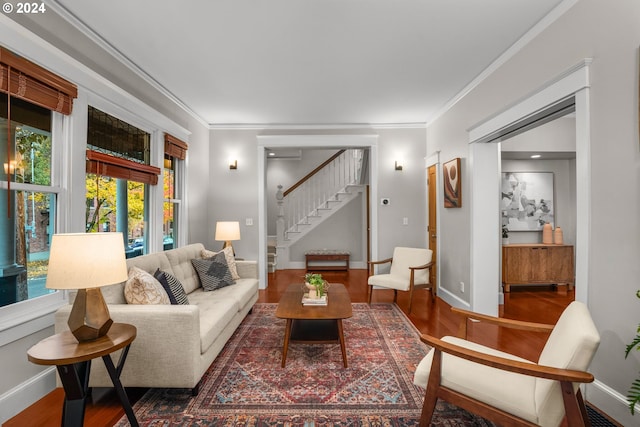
[[209, 122, 427, 131], [47, 0, 209, 129]]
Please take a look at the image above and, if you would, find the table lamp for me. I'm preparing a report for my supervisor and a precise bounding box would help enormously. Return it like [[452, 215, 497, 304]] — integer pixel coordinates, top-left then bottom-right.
[[46, 232, 128, 342], [215, 221, 241, 255]]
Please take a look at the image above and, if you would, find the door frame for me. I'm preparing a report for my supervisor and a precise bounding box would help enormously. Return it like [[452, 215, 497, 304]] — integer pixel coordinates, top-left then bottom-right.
[[257, 134, 379, 289], [425, 152, 440, 296], [467, 60, 591, 315]]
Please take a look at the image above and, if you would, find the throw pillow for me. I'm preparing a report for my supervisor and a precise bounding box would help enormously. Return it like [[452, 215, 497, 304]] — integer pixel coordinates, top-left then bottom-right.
[[191, 251, 235, 291], [154, 269, 190, 305], [124, 266, 170, 305], [201, 246, 240, 281]]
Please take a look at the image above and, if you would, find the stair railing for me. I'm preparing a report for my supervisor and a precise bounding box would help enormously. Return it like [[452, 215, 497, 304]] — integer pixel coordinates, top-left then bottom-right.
[[276, 148, 363, 241]]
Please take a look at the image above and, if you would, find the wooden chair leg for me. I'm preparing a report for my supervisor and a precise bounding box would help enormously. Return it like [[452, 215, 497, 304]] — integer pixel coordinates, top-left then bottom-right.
[[367, 285, 372, 305], [419, 349, 442, 427], [431, 286, 436, 303], [408, 286, 414, 314], [576, 388, 591, 427], [393, 289, 398, 303], [561, 381, 588, 427]]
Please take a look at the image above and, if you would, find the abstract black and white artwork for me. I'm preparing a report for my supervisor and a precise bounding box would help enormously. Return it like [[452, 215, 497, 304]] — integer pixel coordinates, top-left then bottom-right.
[[501, 172, 554, 231]]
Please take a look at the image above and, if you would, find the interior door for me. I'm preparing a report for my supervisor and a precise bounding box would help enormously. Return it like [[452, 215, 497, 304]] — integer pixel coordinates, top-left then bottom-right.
[[427, 165, 437, 286]]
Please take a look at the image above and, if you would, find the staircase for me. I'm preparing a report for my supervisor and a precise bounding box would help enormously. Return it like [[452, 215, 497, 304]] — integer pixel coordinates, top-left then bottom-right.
[[274, 149, 366, 269]]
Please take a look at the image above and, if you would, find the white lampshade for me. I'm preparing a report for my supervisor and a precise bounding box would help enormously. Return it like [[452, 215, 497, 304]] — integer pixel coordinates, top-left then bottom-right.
[[46, 232, 128, 290], [215, 221, 241, 242]]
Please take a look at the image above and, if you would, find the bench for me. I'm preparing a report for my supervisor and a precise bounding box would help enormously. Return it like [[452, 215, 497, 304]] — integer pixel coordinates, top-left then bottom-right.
[[305, 250, 350, 272]]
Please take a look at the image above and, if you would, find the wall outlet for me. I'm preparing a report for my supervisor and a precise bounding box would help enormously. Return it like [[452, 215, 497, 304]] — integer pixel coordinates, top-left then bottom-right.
[[459, 281, 465, 293], [402, 217, 408, 225]]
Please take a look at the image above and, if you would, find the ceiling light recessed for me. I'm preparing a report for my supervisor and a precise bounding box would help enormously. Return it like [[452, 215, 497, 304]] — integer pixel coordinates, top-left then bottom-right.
[[268, 152, 275, 156], [530, 154, 541, 159]]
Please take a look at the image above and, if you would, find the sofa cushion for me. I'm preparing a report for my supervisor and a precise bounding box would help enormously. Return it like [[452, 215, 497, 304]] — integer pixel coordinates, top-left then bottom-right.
[[154, 269, 189, 305], [124, 267, 170, 305], [209, 278, 260, 312], [192, 253, 235, 291], [187, 288, 239, 353], [202, 246, 240, 280], [164, 243, 205, 294]]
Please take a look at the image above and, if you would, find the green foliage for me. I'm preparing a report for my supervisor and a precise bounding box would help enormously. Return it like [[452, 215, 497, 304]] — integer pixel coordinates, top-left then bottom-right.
[[304, 273, 327, 296], [625, 290, 640, 414]]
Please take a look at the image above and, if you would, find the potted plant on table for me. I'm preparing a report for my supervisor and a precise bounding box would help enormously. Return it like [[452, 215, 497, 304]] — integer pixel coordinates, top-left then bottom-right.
[[304, 273, 328, 299]]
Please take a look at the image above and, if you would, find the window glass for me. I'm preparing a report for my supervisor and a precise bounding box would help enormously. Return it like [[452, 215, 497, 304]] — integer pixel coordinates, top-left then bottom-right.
[[86, 107, 150, 258], [86, 174, 146, 258], [163, 155, 178, 251], [0, 95, 55, 307]]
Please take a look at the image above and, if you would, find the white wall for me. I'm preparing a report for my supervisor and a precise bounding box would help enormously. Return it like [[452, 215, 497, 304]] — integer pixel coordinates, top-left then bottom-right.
[[427, 0, 640, 423], [210, 127, 428, 278]]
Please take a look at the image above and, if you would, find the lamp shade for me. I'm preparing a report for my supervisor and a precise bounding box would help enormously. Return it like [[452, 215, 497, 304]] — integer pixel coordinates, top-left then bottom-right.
[[46, 232, 128, 290], [214, 221, 241, 242]]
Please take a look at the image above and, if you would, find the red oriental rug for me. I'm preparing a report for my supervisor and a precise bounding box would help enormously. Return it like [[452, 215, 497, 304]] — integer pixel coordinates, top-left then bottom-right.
[[116, 303, 493, 426]]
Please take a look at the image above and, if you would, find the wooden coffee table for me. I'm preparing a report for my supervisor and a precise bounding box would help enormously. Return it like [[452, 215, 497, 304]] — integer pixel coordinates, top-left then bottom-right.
[[275, 283, 352, 368]]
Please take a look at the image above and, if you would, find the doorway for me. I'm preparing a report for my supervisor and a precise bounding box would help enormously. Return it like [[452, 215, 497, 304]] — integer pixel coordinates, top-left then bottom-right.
[[427, 165, 437, 286], [256, 135, 379, 289], [467, 60, 591, 315]]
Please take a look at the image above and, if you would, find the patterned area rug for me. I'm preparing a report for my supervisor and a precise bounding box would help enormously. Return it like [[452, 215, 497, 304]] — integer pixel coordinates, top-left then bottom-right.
[[117, 303, 494, 426]]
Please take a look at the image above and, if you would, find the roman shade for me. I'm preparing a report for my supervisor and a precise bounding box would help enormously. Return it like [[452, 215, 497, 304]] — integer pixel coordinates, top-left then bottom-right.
[[164, 133, 188, 160], [86, 150, 161, 185], [0, 46, 77, 115]]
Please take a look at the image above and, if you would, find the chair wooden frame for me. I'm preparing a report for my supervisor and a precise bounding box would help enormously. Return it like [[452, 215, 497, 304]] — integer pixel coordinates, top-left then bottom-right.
[[367, 257, 435, 313], [418, 307, 594, 427]]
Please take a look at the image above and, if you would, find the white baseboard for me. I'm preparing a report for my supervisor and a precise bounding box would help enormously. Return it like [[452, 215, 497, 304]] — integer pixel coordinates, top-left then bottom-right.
[[283, 261, 367, 270], [587, 379, 638, 426], [0, 367, 56, 424], [437, 286, 471, 311]]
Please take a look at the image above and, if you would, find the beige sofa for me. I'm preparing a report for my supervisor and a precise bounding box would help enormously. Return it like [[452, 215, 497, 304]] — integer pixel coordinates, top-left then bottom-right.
[[54, 243, 259, 394]]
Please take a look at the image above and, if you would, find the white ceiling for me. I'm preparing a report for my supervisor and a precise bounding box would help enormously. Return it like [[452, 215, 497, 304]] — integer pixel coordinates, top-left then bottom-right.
[[50, 0, 565, 127]]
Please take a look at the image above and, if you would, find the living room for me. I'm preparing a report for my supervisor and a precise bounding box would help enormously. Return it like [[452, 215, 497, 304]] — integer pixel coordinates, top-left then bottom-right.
[[0, 0, 639, 425]]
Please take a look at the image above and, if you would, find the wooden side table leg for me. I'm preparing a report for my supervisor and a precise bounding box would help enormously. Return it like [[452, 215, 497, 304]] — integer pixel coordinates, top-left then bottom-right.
[[281, 318, 292, 368], [337, 319, 348, 368], [56, 361, 91, 427], [102, 345, 139, 427]]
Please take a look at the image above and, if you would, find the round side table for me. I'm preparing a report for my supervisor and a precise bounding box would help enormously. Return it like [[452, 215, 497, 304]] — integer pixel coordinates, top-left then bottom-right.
[[28, 323, 138, 427]]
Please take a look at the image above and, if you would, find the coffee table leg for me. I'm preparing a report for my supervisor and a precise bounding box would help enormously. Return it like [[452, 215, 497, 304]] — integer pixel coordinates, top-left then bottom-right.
[[337, 319, 348, 368], [281, 318, 292, 368]]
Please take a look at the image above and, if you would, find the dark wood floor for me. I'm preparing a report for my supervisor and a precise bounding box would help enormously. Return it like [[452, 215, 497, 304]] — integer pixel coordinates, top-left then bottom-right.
[[5, 269, 575, 427]]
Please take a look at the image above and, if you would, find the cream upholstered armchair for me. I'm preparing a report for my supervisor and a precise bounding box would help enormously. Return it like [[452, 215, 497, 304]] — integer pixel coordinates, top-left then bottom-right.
[[413, 301, 600, 427], [367, 247, 434, 313]]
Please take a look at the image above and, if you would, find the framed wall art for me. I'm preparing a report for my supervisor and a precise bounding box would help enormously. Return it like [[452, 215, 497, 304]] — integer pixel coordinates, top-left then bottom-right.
[[501, 172, 554, 231], [443, 158, 461, 208]]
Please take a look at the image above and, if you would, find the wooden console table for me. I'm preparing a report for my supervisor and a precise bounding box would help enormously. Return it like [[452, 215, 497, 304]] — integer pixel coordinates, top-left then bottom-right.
[[27, 323, 139, 427], [305, 250, 350, 272], [502, 244, 574, 293]]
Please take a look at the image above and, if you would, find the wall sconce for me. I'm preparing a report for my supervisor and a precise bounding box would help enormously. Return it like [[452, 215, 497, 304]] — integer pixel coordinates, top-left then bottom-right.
[[394, 160, 403, 171], [229, 159, 238, 170], [4, 160, 16, 174]]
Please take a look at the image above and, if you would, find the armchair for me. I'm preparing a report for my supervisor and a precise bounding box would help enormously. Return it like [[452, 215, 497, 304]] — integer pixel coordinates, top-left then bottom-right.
[[413, 301, 600, 427], [367, 247, 434, 313]]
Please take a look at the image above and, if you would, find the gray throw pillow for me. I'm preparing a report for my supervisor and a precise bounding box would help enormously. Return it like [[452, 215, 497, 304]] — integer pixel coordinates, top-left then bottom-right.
[[191, 252, 235, 291], [154, 269, 189, 305]]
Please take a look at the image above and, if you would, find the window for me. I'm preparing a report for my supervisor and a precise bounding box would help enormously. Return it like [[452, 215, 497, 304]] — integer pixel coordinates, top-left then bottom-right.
[[0, 95, 56, 307], [162, 133, 187, 251], [86, 106, 158, 258]]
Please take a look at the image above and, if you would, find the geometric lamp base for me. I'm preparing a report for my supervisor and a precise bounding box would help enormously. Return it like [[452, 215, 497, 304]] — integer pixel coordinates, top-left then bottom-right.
[[67, 288, 113, 342]]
